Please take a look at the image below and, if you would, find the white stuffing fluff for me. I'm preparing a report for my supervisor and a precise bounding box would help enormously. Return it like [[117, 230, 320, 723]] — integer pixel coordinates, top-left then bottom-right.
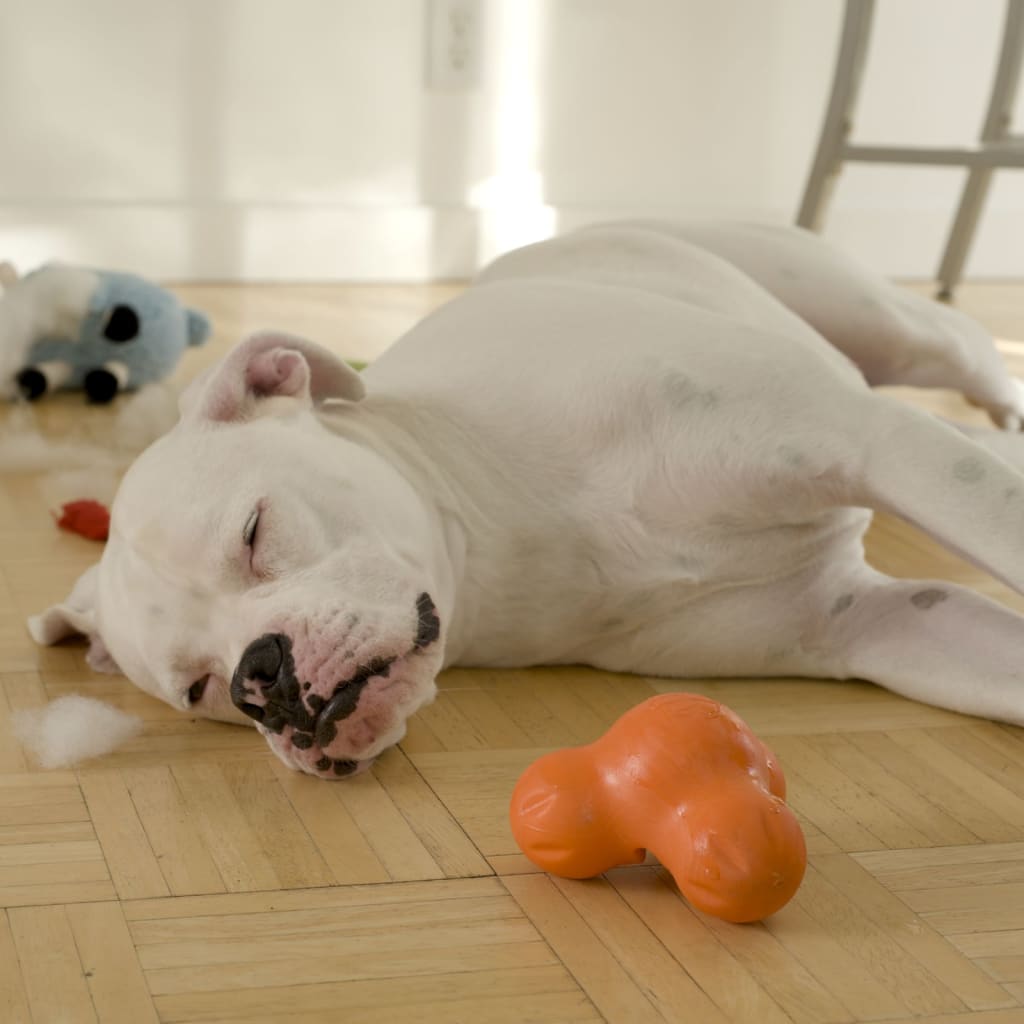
[[39, 466, 121, 509], [0, 405, 120, 473], [12, 695, 143, 769], [0, 381, 181, 478]]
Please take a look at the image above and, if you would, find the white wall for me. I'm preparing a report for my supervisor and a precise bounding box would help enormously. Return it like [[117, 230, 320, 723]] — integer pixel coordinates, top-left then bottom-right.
[[0, 0, 1020, 280]]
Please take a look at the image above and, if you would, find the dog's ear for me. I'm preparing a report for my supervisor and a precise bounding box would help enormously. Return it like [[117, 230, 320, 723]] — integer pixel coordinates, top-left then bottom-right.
[[27, 565, 121, 674], [180, 331, 365, 423]]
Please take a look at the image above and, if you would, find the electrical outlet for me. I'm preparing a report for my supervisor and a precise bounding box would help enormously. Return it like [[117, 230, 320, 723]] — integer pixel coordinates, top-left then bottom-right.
[[426, 0, 483, 91]]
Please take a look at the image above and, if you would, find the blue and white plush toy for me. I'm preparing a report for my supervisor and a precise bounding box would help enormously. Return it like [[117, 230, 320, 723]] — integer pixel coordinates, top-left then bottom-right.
[[0, 262, 210, 403]]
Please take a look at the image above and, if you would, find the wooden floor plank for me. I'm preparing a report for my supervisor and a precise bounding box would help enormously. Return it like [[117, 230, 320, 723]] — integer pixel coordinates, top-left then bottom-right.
[[219, 760, 336, 890], [8, 904, 97, 1023], [169, 763, 283, 892], [66, 901, 159, 1024], [551, 872, 734, 1024], [145, 941, 559, 997], [268, 760, 393, 885], [151, 965, 587, 1023], [697, 894, 853, 1024], [0, 910, 31, 1024], [503, 872, 672, 1024], [124, 876, 506, 922], [157, 992, 602, 1024], [79, 769, 170, 899], [820, 852, 1016, 1011], [121, 765, 227, 896], [327, 766, 447, 882], [607, 867, 795, 1024], [368, 744, 493, 878]]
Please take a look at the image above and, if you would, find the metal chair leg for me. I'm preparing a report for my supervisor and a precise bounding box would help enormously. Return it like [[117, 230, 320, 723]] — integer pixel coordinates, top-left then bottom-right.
[[935, 0, 1024, 300], [797, 0, 876, 230]]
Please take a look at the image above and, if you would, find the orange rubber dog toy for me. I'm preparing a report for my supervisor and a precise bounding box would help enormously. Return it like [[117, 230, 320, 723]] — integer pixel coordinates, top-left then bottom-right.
[[509, 692, 806, 922]]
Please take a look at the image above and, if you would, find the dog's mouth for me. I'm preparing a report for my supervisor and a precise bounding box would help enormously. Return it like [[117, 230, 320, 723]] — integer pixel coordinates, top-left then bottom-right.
[[229, 593, 441, 778]]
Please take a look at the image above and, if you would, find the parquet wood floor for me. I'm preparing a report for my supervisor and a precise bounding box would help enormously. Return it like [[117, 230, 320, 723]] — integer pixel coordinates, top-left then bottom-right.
[[1, 278, 1023, 1023]]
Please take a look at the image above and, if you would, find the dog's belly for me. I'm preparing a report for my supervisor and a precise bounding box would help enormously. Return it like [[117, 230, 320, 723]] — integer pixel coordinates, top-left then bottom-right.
[[583, 509, 873, 679], [448, 502, 872, 675]]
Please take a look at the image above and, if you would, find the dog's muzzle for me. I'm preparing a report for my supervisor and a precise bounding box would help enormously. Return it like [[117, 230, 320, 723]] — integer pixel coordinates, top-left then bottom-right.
[[229, 592, 441, 776]]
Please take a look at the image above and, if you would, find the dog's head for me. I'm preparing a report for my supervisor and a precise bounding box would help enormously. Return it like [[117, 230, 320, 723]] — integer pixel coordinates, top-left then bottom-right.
[[30, 334, 449, 778]]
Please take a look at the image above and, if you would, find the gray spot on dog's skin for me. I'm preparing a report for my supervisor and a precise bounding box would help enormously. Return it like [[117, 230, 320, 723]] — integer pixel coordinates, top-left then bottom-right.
[[953, 457, 986, 483], [831, 593, 855, 616], [600, 615, 626, 632], [780, 267, 800, 280], [911, 588, 949, 610], [1006, 487, 1019, 501], [777, 445, 805, 468], [661, 373, 719, 411]]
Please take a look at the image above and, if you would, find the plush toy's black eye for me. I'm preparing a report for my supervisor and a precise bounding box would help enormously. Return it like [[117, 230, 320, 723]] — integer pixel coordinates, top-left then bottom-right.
[[103, 304, 140, 342]]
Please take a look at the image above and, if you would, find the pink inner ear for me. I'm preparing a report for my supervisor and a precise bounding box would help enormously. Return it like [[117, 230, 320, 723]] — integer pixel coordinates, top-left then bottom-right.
[[246, 349, 309, 398]]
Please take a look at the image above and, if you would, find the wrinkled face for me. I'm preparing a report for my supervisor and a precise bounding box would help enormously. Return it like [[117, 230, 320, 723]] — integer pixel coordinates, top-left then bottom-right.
[[33, 334, 449, 779]]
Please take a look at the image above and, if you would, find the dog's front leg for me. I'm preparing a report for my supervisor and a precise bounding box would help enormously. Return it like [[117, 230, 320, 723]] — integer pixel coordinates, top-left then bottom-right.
[[812, 567, 1024, 726]]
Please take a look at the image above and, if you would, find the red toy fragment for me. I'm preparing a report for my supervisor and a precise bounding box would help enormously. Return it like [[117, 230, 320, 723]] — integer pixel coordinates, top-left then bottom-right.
[[55, 500, 110, 542]]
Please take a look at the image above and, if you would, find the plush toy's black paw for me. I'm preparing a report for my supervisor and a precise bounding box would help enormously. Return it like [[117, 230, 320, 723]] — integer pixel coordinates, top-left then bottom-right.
[[84, 369, 119, 404], [16, 368, 47, 401]]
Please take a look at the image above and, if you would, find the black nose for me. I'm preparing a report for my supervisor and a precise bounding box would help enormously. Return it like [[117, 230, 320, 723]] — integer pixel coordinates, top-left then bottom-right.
[[237, 634, 285, 685], [230, 633, 296, 723]]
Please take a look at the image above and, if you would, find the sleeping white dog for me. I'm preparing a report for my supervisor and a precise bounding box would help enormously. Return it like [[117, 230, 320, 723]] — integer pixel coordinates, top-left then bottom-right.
[[29, 222, 1024, 778]]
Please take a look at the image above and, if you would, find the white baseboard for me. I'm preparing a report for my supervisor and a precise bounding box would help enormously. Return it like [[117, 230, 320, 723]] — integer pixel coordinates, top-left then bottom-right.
[[1, 203, 1021, 282]]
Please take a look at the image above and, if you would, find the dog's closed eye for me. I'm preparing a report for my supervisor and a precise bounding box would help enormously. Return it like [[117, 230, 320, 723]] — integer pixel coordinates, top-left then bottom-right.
[[243, 509, 260, 548]]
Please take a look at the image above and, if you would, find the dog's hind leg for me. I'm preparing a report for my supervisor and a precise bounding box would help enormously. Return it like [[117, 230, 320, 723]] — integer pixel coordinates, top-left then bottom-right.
[[807, 566, 1024, 726], [848, 395, 1024, 596], [940, 418, 1024, 478], [591, 553, 1024, 726], [631, 221, 1024, 430]]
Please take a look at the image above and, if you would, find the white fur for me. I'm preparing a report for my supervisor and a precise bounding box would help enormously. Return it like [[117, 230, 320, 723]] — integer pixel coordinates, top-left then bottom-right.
[[0, 381, 181, 478], [26, 222, 1024, 778], [12, 695, 142, 769]]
